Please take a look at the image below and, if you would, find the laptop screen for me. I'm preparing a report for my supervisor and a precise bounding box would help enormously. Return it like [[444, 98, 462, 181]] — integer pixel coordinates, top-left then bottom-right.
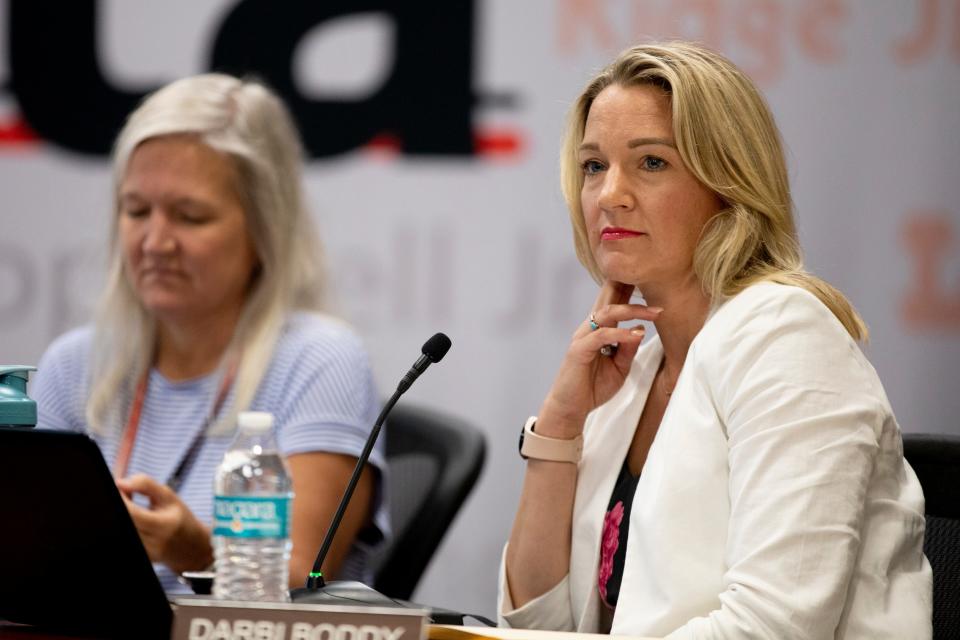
[[0, 427, 172, 639]]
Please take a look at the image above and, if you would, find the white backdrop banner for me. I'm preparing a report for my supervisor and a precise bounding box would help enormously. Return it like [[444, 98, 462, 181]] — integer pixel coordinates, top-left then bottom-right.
[[1, 0, 958, 616]]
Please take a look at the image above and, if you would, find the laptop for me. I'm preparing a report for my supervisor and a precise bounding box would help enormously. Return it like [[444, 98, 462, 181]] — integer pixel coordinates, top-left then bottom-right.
[[0, 427, 173, 639]]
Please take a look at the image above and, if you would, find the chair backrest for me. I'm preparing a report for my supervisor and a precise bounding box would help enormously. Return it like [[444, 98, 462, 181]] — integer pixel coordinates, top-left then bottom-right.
[[902, 433, 960, 640], [371, 403, 486, 600]]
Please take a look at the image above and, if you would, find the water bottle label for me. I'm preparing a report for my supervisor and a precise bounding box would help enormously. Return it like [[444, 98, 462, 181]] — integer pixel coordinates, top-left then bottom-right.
[[212, 495, 290, 538]]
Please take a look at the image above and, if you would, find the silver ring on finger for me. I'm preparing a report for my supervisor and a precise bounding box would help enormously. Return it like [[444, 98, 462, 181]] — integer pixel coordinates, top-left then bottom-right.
[[588, 313, 600, 331], [600, 343, 618, 357]]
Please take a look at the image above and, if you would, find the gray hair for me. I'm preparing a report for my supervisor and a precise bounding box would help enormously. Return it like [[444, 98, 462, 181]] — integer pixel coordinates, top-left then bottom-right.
[[88, 73, 327, 434]]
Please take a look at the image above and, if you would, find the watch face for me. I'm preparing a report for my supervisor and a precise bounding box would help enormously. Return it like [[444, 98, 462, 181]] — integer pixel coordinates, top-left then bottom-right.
[[518, 423, 527, 459]]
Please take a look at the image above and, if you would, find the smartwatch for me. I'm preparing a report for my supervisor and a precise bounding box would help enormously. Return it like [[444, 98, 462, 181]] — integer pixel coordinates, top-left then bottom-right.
[[518, 416, 582, 464]]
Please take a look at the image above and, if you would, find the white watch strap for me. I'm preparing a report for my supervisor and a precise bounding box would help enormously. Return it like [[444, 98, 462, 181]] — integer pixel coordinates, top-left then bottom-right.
[[521, 416, 583, 463]]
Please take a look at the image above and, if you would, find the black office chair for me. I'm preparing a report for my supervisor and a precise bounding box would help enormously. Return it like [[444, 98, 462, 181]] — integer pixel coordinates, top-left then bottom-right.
[[903, 433, 960, 640], [371, 403, 486, 600]]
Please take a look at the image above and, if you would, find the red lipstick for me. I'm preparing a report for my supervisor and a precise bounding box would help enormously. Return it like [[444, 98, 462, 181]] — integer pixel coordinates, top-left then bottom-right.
[[601, 226, 645, 241]]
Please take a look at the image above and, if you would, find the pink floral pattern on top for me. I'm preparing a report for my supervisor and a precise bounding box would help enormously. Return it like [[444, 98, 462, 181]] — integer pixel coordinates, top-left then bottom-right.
[[598, 500, 625, 605]]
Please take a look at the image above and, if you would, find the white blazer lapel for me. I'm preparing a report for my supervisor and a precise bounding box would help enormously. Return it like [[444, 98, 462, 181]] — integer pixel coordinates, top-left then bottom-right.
[[569, 337, 663, 631]]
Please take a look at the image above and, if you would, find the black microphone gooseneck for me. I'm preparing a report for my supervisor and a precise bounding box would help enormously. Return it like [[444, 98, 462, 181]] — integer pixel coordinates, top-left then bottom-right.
[[301, 333, 452, 592]]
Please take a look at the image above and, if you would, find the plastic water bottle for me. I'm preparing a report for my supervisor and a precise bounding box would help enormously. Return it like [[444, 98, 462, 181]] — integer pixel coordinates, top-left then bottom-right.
[[212, 411, 292, 601]]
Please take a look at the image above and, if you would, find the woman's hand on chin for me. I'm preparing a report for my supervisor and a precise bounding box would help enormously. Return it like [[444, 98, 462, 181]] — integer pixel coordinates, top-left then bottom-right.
[[538, 280, 661, 438], [117, 473, 214, 575]]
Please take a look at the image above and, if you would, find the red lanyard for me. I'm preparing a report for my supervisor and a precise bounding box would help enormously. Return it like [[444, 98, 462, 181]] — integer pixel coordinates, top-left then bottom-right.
[[113, 357, 239, 480]]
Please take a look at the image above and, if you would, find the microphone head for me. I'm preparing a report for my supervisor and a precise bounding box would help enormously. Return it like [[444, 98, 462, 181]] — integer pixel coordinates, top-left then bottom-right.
[[422, 333, 452, 363]]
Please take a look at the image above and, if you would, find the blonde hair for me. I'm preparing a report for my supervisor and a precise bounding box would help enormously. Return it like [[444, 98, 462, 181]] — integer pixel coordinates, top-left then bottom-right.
[[561, 42, 867, 340], [88, 73, 328, 434]]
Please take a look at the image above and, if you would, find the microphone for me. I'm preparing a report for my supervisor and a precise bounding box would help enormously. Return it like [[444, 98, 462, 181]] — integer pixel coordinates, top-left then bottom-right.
[[290, 333, 452, 604], [397, 333, 451, 394]]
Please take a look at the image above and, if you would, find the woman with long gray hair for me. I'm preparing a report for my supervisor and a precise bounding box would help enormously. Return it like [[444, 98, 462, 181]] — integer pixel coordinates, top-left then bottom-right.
[[32, 74, 387, 593]]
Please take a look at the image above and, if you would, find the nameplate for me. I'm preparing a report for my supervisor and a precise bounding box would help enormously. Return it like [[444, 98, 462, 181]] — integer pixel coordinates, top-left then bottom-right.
[[170, 598, 427, 640]]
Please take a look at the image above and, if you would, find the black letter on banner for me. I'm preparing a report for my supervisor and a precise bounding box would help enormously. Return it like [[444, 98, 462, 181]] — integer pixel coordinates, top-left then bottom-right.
[[210, 0, 476, 157], [8, 0, 150, 155]]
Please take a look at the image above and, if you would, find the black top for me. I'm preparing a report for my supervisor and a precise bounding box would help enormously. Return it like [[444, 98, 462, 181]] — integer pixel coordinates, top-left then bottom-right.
[[598, 460, 641, 611]]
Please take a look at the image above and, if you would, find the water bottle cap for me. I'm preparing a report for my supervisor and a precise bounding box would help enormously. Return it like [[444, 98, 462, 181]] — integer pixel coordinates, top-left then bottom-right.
[[237, 411, 273, 433]]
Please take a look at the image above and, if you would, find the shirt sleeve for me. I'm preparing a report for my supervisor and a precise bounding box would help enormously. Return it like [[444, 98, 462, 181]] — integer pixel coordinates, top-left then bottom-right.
[[270, 324, 384, 471], [31, 328, 91, 433], [498, 543, 576, 631], [668, 287, 886, 639]]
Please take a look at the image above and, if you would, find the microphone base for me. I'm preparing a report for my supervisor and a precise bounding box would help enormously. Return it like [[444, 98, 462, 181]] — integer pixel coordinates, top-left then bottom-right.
[[288, 581, 472, 625], [289, 580, 403, 608]]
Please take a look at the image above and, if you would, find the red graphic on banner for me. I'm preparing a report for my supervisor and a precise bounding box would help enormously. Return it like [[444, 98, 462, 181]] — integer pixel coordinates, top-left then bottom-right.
[[474, 129, 523, 156], [557, 0, 620, 51], [955, 0, 960, 59], [894, 0, 939, 63], [796, 0, 847, 63], [892, 0, 960, 64], [364, 133, 403, 157], [556, 0, 959, 81], [363, 129, 523, 158], [901, 211, 960, 331], [1, 115, 523, 160], [0, 116, 39, 145]]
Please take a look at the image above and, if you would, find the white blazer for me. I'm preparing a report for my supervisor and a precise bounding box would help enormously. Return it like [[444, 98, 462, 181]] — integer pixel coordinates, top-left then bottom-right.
[[499, 283, 931, 639]]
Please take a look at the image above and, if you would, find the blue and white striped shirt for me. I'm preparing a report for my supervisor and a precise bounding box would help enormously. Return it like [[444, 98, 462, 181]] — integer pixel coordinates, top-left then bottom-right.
[[32, 312, 388, 593]]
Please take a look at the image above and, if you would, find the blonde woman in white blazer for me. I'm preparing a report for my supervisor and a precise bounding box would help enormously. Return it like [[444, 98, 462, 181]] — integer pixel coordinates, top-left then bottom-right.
[[501, 43, 931, 639]]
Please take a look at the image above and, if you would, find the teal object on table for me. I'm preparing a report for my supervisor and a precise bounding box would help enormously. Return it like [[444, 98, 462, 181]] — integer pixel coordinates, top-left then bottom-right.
[[0, 365, 37, 427]]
